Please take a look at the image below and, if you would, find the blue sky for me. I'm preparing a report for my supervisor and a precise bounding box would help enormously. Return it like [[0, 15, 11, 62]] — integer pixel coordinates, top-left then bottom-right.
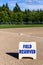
[[0, 0, 43, 10]]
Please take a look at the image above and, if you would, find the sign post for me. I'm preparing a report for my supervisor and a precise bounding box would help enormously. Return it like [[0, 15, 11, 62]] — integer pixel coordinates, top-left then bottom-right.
[[19, 42, 37, 59]]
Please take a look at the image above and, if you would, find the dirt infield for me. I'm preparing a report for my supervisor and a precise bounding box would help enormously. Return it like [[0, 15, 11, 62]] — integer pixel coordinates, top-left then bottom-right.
[[0, 28, 43, 65]]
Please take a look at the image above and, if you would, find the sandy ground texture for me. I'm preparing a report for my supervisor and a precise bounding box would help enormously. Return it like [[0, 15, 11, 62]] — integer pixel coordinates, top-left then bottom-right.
[[0, 27, 43, 65]]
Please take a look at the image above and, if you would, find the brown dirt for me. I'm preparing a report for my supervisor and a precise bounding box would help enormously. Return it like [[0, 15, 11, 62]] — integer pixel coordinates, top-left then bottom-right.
[[0, 27, 43, 65]]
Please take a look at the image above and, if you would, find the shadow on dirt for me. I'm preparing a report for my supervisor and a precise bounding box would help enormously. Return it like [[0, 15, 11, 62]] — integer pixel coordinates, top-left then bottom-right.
[[22, 57, 33, 59], [6, 52, 18, 59]]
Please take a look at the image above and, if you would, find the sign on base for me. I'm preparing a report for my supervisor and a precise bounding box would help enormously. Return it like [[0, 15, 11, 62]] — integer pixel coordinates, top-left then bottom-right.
[[18, 42, 37, 59]]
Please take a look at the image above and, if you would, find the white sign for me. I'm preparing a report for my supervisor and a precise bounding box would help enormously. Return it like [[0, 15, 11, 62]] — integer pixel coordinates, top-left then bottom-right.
[[18, 42, 37, 59]]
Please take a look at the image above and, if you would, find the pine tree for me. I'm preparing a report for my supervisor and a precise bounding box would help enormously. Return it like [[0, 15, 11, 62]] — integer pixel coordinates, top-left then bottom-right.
[[13, 3, 21, 12]]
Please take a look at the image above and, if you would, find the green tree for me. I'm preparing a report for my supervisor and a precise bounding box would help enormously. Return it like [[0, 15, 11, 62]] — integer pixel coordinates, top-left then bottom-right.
[[13, 3, 21, 12], [39, 11, 43, 23]]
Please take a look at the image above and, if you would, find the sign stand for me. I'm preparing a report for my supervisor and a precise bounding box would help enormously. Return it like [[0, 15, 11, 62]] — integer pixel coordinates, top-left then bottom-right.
[[18, 42, 37, 59]]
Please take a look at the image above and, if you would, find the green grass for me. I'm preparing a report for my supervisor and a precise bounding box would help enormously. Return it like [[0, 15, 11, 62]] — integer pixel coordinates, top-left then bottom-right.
[[0, 24, 43, 28]]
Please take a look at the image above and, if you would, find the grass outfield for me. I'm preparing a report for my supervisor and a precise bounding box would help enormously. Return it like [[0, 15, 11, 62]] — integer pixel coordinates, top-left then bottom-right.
[[0, 24, 43, 28]]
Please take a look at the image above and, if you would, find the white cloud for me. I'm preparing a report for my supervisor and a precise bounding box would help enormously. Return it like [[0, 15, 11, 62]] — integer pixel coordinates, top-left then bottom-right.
[[26, 0, 33, 3], [8, 1, 16, 6], [19, 3, 43, 10], [26, 0, 43, 4], [8, 1, 17, 10], [26, 0, 38, 2], [26, 0, 41, 2]]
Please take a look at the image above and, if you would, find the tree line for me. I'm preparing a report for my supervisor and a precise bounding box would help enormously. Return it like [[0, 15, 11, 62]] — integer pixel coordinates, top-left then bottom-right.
[[0, 3, 43, 24]]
